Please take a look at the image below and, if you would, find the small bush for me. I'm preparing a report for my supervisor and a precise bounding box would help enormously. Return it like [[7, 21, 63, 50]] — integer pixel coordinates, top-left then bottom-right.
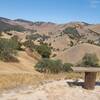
[[11, 35, 22, 50], [52, 54, 57, 57], [87, 40, 94, 44], [0, 38, 18, 62], [35, 43, 51, 58], [69, 41, 74, 47], [35, 58, 63, 73], [63, 63, 73, 72], [79, 53, 100, 67]]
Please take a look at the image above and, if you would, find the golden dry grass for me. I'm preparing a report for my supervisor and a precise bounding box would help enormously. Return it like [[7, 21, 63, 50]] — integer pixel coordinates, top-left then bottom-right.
[[56, 43, 100, 64], [0, 51, 38, 73], [0, 72, 99, 91], [0, 73, 42, 90], [0, 50, 100, 90]]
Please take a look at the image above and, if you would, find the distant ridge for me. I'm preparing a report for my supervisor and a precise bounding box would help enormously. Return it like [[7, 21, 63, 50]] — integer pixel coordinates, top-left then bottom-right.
[[0, 17, 90, 24], [0, 17, 11, 22], [14, 19, 34, 24]]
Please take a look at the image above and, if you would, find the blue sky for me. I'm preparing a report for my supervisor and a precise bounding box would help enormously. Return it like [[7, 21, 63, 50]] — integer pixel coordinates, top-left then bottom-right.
[[0, 0, 100, 23]]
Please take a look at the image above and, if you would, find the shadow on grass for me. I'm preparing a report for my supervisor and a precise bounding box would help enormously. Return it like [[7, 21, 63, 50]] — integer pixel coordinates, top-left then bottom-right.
[[3, 56, 20, 63], [67, 80, 100, 87]]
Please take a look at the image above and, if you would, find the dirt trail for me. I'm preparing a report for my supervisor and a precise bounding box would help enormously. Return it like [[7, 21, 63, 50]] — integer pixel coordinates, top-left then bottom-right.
[[0, 80, 100, 100]]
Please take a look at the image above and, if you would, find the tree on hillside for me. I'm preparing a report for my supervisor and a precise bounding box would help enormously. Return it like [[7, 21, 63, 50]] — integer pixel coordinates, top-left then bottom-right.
[[69, 41, 74, 47], [35, 58, 63, 73], [11, 35, 22, 50], [87, 40, 94, 44], [35, 58, 73, 73], [80, 53, 100, 67], [63, 27, 80, 39], [35, 43, 51, 58], [0, 38, 19, 62]]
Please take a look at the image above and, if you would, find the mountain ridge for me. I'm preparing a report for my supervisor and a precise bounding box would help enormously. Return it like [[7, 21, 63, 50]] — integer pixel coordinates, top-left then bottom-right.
[[0, 17, 91, 25]]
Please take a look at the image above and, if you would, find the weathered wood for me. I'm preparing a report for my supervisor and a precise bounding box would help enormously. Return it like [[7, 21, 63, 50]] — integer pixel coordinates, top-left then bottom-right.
[[84, 72, 97, 90], [71, 67, 100, 72], [71, 67, 100, 90]]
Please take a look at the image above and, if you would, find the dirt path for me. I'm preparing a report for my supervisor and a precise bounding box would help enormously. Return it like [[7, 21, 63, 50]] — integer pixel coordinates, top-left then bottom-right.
[[0, 80, 100, 100]]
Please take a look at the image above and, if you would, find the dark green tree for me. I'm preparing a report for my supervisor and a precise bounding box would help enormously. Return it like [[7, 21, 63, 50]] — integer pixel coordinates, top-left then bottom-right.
[[11, 35, 22, 50], [63, 27, 80, 39], [35, 43, 51, 58], [0, 38, 18, 61], [63, 63, 73, 72], [35, 58, 63, 73], [81, 53, 100, 67]]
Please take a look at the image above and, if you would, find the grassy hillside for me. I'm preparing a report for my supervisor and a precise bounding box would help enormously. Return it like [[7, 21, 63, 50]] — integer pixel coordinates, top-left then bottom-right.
[[56, 43, 100, 64]]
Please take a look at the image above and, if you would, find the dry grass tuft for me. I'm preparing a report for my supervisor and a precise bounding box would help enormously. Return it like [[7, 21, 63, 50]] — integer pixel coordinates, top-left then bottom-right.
[[0, 72, 99, 91], [0, 73, 43, 90]]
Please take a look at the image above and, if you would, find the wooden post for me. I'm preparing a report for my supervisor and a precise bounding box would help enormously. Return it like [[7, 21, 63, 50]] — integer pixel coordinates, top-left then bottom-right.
[[84, 72, 97, 90]]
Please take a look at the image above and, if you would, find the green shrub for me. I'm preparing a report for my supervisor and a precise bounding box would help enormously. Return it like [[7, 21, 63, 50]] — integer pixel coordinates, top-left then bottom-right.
[[63, 27, 80, 39], [63, 63, 73, 72], [35, 43, 51, 58], [52, 54, 57, 57], [0, 38, 18, 62], [35, 59, 73, 73], [11, 35, 22, 50], [69, 41, 74, 47], [35, 58, 63, 73], [87, 40, 94, 44], [80, 53, 100, 67]]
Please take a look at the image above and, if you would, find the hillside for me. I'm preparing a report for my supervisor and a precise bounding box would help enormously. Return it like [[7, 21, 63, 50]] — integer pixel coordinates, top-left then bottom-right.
[[0, 17, 100, 64], [55, 43, 100, 64], [0, 17, 100, 92], [0, 51, 37, 73]]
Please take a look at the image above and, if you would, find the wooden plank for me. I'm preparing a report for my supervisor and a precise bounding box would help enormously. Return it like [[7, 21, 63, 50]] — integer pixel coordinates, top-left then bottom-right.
[[71, 67, 100, 72]]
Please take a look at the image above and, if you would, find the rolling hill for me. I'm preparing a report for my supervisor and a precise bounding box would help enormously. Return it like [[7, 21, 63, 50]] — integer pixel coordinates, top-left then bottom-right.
[[0, 51, 38, 73], [0, 17, 100, 67], [55, 43, 100, 64]]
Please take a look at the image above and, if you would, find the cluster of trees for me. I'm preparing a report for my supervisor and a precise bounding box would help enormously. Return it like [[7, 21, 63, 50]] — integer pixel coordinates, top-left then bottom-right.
[[35, 58, 73, 73], [24, 36, 73, 74], [0, 36, 21, 62], [23, 38, 52, 58], [32, 37, 74, 73], [35, 52, 100, 74], [0, 38, 19, 61], [63, 27, 80, 39], [0, 29, 100, 74], [35, 43, 51, 58]]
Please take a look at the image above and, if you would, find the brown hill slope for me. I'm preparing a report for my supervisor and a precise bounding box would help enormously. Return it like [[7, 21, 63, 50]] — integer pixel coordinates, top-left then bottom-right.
[[87, 24, 100, 33], [56, 43, 100, 64], [0, 51, 38, 73]]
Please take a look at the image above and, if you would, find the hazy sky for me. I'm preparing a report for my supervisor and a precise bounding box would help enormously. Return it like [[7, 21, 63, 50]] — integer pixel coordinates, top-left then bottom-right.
[[0, 0, 100, 23]]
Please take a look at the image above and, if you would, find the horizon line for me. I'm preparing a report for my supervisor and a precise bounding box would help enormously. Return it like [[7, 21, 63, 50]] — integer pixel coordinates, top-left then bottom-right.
[[0, 16, 100, 24]]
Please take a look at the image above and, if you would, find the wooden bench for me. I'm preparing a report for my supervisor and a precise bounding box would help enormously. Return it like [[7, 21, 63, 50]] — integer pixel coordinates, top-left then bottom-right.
[[71, 67, 100, 90]]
